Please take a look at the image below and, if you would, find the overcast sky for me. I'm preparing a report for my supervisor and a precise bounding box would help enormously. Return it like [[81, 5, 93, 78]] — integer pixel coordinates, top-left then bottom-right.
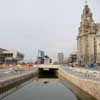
[[0, 0, 100, 61]]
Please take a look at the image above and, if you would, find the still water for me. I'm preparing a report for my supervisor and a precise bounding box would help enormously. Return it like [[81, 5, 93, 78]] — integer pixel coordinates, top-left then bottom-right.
[[1, 78, 78, 100]]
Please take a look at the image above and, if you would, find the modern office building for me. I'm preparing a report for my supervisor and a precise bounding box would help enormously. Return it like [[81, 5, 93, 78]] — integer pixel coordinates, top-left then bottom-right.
[[44, 55, 52, 64], [57, 52, 64, 64], [35, 50, 52, 64], [0, 48, 24, 64], [36, 50, 45, 64]]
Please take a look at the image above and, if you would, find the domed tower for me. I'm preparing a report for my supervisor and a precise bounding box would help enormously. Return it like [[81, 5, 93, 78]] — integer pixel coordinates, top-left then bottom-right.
[[79, 2, 96, 35], [77, 1, 97, 66]]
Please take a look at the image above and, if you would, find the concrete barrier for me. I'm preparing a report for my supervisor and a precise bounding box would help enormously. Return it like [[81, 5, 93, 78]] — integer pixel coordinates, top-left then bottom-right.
[[0, 68, 38, 94], [58, 67, 100, 100]]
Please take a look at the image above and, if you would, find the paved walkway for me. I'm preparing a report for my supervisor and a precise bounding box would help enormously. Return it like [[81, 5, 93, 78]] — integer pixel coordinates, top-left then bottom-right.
[[0, 67, 37, 81], [63, 66, 100, 82]]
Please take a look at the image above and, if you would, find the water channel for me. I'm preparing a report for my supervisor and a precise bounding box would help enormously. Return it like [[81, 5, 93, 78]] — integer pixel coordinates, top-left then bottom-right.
[[1, 78, 78, 100], [0, 69, 97, 100]]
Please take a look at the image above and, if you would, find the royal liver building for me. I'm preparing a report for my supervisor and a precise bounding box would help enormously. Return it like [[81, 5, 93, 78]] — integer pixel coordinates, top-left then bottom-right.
[[77, 3, 100, 65]]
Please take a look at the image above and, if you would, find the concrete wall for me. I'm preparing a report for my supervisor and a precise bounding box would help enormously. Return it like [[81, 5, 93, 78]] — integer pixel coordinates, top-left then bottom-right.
[[0, 69, 38, 94], [58, 68, 100, 100]]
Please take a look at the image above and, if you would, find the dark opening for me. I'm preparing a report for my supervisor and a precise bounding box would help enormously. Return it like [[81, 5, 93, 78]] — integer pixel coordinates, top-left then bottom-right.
[[38, 68, 58, 78]]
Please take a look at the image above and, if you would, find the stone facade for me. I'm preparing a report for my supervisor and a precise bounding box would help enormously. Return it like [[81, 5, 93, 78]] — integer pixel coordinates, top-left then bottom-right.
[[96, 24, 100, 65], [77, 4, 100, 65]]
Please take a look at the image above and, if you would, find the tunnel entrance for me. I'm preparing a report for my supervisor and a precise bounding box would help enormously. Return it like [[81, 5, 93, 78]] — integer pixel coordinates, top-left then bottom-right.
[[38, 68, 58, 78]]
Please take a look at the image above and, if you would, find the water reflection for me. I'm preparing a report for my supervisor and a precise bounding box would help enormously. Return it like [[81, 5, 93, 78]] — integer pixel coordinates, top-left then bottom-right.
[[2, 78, 77, 100]]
